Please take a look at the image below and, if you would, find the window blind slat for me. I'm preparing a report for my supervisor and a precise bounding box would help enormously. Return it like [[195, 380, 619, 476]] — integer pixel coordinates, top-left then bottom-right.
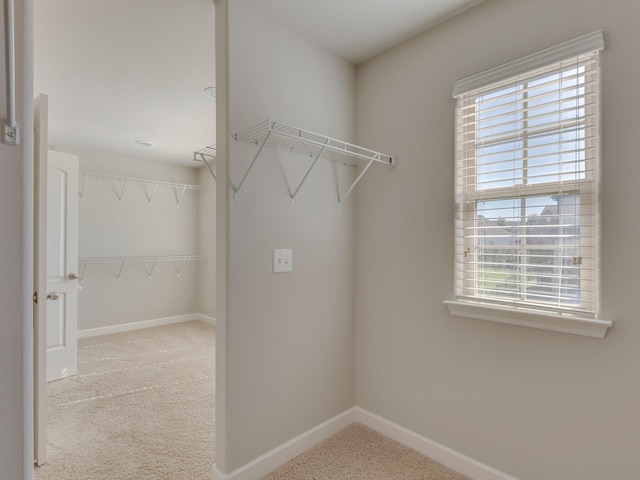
[[466, 125, 594, 150], [464, 164, 593, 180], [458, 148, 597, 171], [457, 81, 598, 121], [457, 73, 598, 112], [454, 295, 596, 317], [460, 288, 595, 305], [462, 110, 596, 138]]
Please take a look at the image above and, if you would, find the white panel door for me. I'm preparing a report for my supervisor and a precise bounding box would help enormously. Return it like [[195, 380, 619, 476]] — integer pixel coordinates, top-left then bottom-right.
[[46, 150, 79, 382]]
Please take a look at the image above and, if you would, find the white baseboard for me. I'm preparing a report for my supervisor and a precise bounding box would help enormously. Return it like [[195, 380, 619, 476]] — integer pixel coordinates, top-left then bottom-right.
[[355, 408, 519, 480], [78, 313, 215, 338], [211, 407, 516, 480], [212, 408, 357, 480], [198, 313, 217, 326]]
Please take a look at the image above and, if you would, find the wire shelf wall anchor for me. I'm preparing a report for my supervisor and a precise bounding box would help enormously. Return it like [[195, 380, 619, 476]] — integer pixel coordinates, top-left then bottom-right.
[[79, 172, 90, 200], [117, 178, 128, 201], [145, 257, 158, 278], [231, 119, 395, 204], [145, 181, 159, 205], [174, 185, 188, 208]]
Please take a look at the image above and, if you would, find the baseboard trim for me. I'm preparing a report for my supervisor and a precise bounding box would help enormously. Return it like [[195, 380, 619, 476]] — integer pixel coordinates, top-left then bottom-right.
[[355, 408, 519, 480], [78, 313, 215, 338], [212, 407, 517, 480], [212, 408, 357, 480], [198, 313, 217, 326]]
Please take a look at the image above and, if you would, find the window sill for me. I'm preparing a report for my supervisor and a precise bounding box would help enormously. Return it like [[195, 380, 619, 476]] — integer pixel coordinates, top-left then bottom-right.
[[443, 300, 612, 339]]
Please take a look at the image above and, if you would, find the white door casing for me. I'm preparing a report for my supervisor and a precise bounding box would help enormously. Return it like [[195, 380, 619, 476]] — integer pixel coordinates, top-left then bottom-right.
[[46, 149, 79, 382], [34, 94, 48, 466]]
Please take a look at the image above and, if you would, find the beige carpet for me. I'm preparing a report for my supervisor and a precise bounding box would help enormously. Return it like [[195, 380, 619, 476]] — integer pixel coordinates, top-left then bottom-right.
[[37, 321, 467, 479], [35, 320, 215, 480], [261, 423, 471, 480]]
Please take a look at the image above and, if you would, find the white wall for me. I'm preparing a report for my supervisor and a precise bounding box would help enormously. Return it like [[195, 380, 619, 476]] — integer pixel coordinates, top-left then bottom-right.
[[219, 0, 357, 472], [61, 147, 201, 330], [198, 166, 216, 318], [355, 1, 640, 479]]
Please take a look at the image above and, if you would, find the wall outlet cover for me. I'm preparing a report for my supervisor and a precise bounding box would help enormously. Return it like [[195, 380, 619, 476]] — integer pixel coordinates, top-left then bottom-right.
[[273, 248, 293, 273]]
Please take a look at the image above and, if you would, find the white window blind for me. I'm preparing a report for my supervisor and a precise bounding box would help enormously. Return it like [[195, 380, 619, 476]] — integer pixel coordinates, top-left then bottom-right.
[[453, 34, 603, 317]]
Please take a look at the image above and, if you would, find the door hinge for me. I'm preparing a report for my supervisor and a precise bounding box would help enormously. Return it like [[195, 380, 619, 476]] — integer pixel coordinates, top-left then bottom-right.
[[33, 291, 38, 304]]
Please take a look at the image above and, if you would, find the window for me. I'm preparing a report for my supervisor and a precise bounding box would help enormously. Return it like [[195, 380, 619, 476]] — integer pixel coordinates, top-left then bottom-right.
[[448, 32, 611, 336]]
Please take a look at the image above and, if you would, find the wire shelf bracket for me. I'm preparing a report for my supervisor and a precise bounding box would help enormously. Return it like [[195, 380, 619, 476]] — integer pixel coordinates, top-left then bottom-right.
[[194, 145, 217, 180], [231, 119, 395, 205], [79, 172, 206, 207], [79, 255, 206, 280]]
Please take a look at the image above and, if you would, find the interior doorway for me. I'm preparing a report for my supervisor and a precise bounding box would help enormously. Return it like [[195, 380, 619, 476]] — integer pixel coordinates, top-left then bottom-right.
[[32, 0, 217, 475]]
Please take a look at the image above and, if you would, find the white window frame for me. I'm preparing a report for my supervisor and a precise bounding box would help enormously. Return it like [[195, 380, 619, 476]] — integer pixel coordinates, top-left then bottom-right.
[[444, 31, 612, 338]]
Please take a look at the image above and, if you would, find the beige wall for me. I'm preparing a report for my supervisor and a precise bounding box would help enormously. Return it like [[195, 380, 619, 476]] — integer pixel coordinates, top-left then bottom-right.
[[198, 166, 216, 318], [60, 147, 201, 330], [0, 125, 27, 477], [0, 0, 28, 477], [355, 1, 640, 479], [220, 0, 357, 471]]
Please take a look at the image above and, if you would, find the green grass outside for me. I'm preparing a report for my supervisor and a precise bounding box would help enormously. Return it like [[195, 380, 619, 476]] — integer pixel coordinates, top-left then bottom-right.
[[478, 269, 513, 291], [478, 268, 542, 292]]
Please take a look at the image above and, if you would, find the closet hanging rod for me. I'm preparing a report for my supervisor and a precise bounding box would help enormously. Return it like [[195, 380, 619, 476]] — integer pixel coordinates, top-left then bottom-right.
[[2, 0, 19, 145], [80, 172, 206, 191], [80, 255, 207, 264], [78, 255, 207, 280], [79, 171, 206, 206], [193, 145, 217, 180]]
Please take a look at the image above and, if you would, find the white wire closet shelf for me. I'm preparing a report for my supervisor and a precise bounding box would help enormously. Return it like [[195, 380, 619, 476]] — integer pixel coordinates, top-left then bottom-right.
[[194, 145, 216, 180], [79, 255, 206, 280], [79, 172, 206, 207], [231, 119, 395, 205]]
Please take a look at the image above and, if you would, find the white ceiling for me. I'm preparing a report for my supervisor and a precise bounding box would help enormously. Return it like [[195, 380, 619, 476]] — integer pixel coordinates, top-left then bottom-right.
[[35, 0, 482, 166], [35, 0, 216, 165], [248, 0, 485, 65]]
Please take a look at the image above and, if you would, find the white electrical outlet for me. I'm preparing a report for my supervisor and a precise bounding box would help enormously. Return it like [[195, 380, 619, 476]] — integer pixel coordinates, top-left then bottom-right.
[[273, 248, 293, 273]]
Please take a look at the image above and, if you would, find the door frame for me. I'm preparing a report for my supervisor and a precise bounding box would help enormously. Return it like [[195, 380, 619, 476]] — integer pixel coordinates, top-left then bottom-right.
[[22, 1, 223, 477], [22, 0, 37, 477], [33, 94, 48, 466]]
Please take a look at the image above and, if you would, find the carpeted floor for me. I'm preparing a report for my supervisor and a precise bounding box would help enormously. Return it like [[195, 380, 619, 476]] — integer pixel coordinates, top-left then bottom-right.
[[261, 423, 471, 480], [34, 320, 215, 480], [36, 321, 468, 480]]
